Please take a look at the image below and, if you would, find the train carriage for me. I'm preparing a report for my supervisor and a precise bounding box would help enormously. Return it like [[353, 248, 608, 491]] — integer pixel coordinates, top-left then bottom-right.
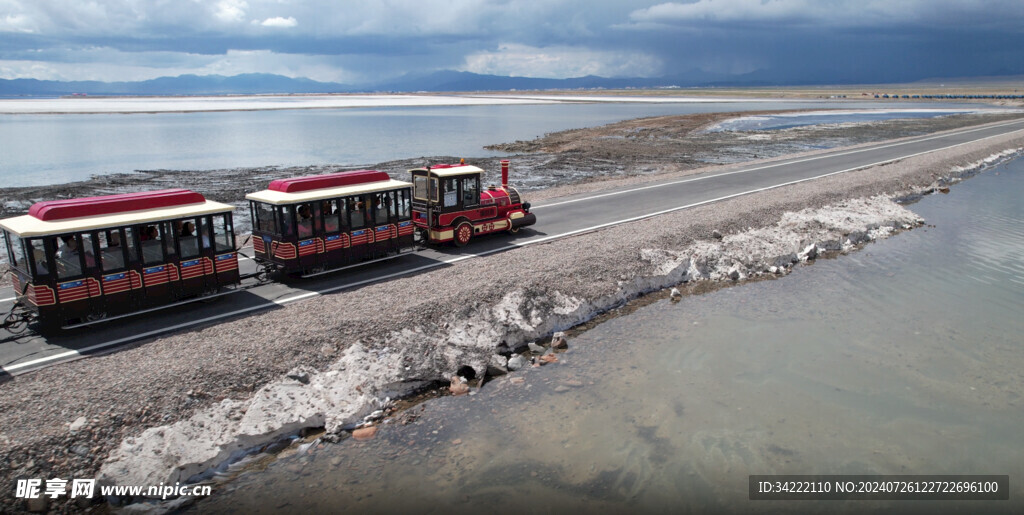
[[0, 189, 238, 329], [410, 159, 536, 246], [246, 170, 415, 275]]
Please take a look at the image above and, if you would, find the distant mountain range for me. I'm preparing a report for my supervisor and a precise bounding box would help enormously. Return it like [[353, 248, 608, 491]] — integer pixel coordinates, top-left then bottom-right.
[[2, 70, 1022, 97]]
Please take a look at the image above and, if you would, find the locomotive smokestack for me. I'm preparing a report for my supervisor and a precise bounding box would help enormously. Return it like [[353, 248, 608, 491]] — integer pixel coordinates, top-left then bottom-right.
[[501, 159, 509, 190]]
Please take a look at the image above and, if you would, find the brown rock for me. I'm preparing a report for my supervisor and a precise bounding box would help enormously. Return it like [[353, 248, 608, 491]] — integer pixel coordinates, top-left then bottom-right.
[[352, 426, 378, 441], [551, 331, 568, 349], [448, 377, 470, 396], [539, 354, 559, 365]]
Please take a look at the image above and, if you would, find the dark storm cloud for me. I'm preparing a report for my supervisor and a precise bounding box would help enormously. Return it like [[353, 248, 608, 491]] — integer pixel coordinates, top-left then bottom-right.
[[621, 0, 1024, 81]]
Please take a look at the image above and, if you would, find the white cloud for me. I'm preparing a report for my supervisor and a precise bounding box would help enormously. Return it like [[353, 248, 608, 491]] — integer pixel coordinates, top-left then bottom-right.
[[462, 43, 662, 79], [214, 0, 248, 23], [0, 13, 35, 32], [258, 16, 297, 28]]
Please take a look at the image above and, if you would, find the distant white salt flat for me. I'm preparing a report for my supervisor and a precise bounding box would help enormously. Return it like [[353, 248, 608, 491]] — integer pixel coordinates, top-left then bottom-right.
[[0, 94, 565, 114], [483, 94, 775, 104]]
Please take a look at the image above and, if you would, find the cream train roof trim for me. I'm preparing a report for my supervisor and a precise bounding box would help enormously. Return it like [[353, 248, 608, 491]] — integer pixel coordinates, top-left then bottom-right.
[[0, 200, 235, 238], [246, 179, 412, 205], [414, 165, 484, 178]]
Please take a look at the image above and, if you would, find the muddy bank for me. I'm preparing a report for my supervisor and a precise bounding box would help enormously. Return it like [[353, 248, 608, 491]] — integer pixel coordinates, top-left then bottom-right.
[[0, 115, 1022, 511]]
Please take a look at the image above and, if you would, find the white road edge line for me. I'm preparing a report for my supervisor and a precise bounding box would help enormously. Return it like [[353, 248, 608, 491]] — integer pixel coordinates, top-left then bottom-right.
[[4, 122, 1023, 374]]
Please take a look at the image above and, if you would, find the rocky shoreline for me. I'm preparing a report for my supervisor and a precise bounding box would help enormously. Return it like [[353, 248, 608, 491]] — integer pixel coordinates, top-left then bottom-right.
[[1, 114, 1022, 512]]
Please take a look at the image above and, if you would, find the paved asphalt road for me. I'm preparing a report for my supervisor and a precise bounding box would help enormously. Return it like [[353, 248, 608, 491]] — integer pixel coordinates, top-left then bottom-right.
[[3, 117, 1023, 375]]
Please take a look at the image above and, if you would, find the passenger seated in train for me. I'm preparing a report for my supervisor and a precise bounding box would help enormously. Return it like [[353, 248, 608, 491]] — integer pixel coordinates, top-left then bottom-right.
[[141, 226, 164, 263], [179, 221, 199, 256], [323, 201, 340, 232], [57, 235, 75, 257], [56, 235, 94, 274], [297, 204, 313, 237]]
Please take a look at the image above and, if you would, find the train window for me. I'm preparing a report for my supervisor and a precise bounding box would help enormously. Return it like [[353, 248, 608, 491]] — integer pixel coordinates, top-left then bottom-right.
[[430, 178, 439, 203], [27, 238, 49, 278], [397, 189, 411, 221], [362, 195, 375, 226], [374, 194, 390, 224], [348, 196, 365, 229], [3, 230, 27, 275], [276, 205, 294, 237], [461, 177, 479, 207], [178, 218, 200, 259], [55, 234, 86, 279], [124, 227, 139, 264], [442, 179, 457, 207], [297, 203, 314, 238], [140, 224, 165, 265], [198, 216, 211, 251], [413, 175, 428, 200], [99, 229, 127, 272], [80, 233, 97, 269], [253, 202, 277, 236], [322, 199, 341, 232], [161, 222, 176, 258], [213, 213, 234, 252]]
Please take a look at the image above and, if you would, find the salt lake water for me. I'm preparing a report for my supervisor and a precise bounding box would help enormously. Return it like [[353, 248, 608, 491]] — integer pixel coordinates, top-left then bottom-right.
[[0, 98, 982, 187], [193, 154, 1023, 512]]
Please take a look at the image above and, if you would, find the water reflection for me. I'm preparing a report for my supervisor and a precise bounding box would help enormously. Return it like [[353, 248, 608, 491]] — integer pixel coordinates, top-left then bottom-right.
[[199, 158, 1023, 514]]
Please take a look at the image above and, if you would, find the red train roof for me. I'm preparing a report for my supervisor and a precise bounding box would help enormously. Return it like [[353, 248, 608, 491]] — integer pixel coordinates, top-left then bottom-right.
[[28, 189, 206, 221], [267, 170, 390, 193]]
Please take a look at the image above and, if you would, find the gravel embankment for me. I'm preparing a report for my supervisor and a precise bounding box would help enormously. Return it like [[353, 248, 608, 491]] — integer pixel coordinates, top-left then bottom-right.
[[1, 117, 1022, 512]]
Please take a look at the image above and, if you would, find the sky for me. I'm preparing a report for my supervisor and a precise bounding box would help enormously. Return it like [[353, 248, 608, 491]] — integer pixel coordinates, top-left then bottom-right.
[[1, 0, 1023, 85]]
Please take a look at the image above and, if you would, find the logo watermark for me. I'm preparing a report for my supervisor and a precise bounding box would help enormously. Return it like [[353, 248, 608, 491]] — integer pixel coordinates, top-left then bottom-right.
[[16, 478, 211, 501]]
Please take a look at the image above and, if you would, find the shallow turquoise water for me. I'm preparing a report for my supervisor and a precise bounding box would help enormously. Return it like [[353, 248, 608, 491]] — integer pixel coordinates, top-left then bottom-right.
[[196, 157, 1023, 514]]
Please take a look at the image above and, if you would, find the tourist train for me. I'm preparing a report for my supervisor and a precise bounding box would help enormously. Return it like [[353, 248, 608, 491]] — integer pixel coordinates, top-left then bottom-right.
[[1, 160, 535, 331]]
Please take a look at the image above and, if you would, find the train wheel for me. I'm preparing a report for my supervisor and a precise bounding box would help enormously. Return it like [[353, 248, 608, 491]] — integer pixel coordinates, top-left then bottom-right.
[[508, 226, 520, 234], [454, 222, 473, 247]]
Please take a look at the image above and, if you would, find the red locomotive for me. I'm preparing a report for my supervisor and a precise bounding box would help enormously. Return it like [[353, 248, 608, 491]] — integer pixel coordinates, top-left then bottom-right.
[[410, 159, 536, 246]]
